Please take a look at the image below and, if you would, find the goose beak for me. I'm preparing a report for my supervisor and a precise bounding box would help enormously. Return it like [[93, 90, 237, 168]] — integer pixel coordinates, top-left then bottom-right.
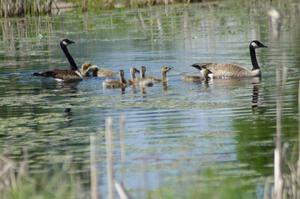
[[261, 44, 268, 48], [167, 67, 173, 72], [69, 40, 75, 44]]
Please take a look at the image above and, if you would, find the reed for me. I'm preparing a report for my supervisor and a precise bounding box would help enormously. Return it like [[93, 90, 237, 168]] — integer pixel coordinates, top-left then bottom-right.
[[0, 0, 53, 17], [0, 0, 218, 17], [1, 155, 83, 199]]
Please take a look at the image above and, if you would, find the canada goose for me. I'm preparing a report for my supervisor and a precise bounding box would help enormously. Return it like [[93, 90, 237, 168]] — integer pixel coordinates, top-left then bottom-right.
[[191, 40, 267, 78], [33, 39, 83, 82], [103, 70, 127, 89], [92, 67, 116, 78], [140, 65, 172, 83], [128, 67, 140, 85], [182, 68, 212, 82]]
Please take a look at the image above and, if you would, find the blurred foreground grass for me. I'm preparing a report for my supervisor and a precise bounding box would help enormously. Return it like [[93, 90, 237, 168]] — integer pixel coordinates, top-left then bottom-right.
[[2, 172, 82, 199]]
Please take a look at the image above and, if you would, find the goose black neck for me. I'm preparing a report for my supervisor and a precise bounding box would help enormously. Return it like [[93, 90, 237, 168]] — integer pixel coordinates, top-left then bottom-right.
[[120, 74, 127, 84], [61, 43, 78, 71], [249, 46, 259, 70]]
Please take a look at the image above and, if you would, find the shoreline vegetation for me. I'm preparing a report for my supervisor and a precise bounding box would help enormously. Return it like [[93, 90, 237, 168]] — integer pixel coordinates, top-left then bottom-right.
[[0, 0, 216, 17]]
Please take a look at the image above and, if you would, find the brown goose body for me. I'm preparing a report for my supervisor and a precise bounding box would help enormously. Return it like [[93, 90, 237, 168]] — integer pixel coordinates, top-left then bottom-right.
[[138, 78, 154, 87], [126, 67, 153, 87], [103, 70, 127, 89], [33, 69, 82, 82], [36, 63, 97, 82], [192, 63, 261, 78], [92, 67, 115, 77], [33, 39, 83, 82], [140, 66, 172, 84], [182, 69, 212, 82], [191, 40, 267, 79], [182, 75, 206, 82]]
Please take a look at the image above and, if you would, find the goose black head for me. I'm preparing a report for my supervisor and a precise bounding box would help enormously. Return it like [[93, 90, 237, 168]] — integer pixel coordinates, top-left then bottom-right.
[[250, 40, 267, 48], [190, 63, 202, 71], [61, 38, 75, 46]]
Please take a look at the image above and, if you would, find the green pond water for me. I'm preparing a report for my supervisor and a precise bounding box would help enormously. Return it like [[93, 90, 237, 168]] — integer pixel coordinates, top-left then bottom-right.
[[0, 1, 299, 198]]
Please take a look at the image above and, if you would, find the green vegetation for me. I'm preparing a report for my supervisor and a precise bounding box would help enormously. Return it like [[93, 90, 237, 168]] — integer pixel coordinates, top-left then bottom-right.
[[0, 0, 217, 17], [147, 169, 256, 199], [3, 173, 81, 199], [0, 0, 53, 17], [0, 167, 82, 199]]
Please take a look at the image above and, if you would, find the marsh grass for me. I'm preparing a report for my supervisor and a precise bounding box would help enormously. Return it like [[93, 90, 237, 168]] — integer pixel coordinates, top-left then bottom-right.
[[0, 0, 218, 17], [0, 155, 82, 199], [0, 0, 53, 17], [3, 173, 81, 199], [146, 169, 256, 199]]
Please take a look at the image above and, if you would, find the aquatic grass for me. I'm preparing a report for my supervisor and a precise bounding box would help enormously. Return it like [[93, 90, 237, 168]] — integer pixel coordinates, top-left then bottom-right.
[[0, 0, 53, 17], [146, 169, 256, 199], [0, 155, 83, 199], [3, 173, 81, 199]]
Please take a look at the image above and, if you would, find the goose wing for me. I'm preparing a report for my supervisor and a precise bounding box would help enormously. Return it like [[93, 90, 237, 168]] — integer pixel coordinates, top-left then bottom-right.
[[34, 69, 82, 82], [193, 63, 252, 78]]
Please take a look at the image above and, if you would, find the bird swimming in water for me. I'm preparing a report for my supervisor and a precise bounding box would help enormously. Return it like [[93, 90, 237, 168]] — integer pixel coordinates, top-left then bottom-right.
[[102, 70, 127, 89], [91, 67, 116, 78], [128, 67, 140, 85], [80, 63, 99, 77], [33, 39, 84, 82], [191, 40, 267, 79], [140, 65, 172, 84], [182, 68, 212, 83]]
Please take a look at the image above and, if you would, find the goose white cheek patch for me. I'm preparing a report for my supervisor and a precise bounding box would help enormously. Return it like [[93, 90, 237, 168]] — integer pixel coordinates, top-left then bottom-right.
[[251, 42, 258, 48]]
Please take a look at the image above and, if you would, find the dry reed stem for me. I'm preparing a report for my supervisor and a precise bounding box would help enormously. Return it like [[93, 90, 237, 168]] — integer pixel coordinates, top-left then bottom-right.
[[90, 135, 99, 199], [105, 117, 114, 199], [115, 180, 131, 199]]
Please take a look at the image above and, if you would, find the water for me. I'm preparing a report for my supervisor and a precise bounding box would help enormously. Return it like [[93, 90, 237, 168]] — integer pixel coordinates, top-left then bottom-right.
[[0, 1, 299, 198]]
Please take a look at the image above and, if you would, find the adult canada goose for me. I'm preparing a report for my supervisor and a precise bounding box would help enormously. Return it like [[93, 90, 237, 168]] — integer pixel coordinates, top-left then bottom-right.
[[140, 65, 172, 83], [182, 68, 212, 82], [191, 40, 267, 78], [128, 67, 140, 85], [33, 39, 83, 82], [103, 70, 127, 89]]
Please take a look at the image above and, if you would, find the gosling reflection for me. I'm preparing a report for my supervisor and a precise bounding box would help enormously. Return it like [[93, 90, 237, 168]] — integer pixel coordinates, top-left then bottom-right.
[[64, 107, 73, 127]]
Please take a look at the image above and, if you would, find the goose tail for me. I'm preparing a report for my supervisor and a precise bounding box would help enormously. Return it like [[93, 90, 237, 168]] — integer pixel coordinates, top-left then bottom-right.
[[33, 72, 43, 76]]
